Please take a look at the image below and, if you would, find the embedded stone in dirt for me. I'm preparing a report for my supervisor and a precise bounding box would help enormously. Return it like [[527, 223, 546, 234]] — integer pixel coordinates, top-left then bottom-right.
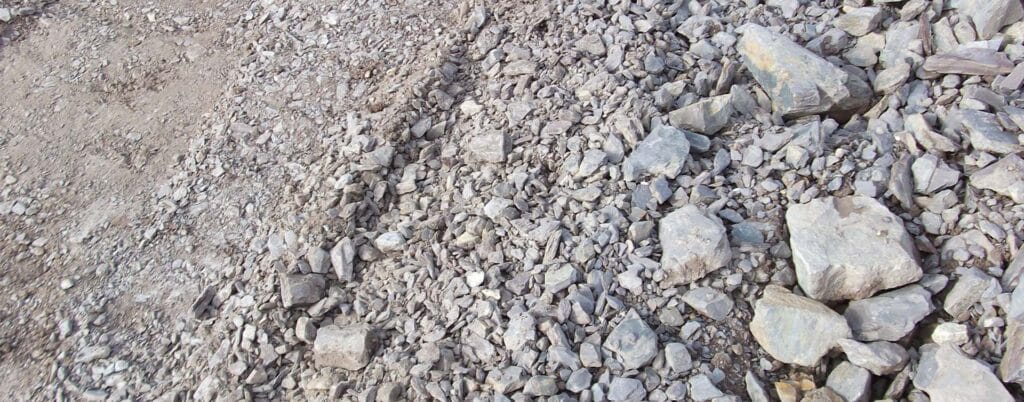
[[313, 324, 375, 370]]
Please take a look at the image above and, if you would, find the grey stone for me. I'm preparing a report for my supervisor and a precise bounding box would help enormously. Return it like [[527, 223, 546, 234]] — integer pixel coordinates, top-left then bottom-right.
[[738, 24, 871, 118], [744, 372, 769, 402], [999, 320, 1024, 385], [917, 152, 962, 193], [665, 343, 693, 373], [750, 285, 852, 366], [330, 237, 356, 282], [880, 21, 923, 69], [575, 149, 607, 179], [905, 114, 958, 153], [956, 0, 1024, 39], [486, 366, 527, 394], [943, 267, 1001, 321], [931, 322, 969, 345], [688, 374, 724, 401], [666, 381, 688, 400], [681, 287, 734, 321], [1010, 283, 1024, 322], [313, 325, 375, 370], [604, 309, 657, 370], [580, 342, 602, 367], [523, 376, 558, 396], [306, 246, 331, 274], [544, 264, 579, 294], [608, 377, 646, 401], [575, 33, 606, 56], [826, 362, 871, 402], [503, 313, 536, 351], [280, 274, 325, 308], [786, 196, 922, 301], [566, 369, 592, 393], [844, 285, 935, 341], [834, 7, 883, 36], [837, 339, 909, 375], [466, 131, 508, 163], [970, 154, 1024, 203], [914, 343, 1014, 402], [622, 125, 690, 181], [668, 95, 733, 134], [658, 205, 731, 286], [800, 388, 845, 402], [923, 49, 1014, 75], [959, 110, 1022, 154], [374, 231, 406, 253], [874, 63, 911, 93]]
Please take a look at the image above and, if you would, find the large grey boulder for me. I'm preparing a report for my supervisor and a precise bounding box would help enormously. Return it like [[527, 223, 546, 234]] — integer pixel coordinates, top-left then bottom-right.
[[970, 154, 1024, 203], [750, 285, 852, 366], [313, 325, 375, 370], [843, 285, 934, 341], [955, 0, 1024, 39], [737, 24, 871, 118], [604, 309, 657, 370], [786, 196, 921, 301], [659, 205, 731, 286], [622, 125, 690, 181], [914, 343, 1014, 402]]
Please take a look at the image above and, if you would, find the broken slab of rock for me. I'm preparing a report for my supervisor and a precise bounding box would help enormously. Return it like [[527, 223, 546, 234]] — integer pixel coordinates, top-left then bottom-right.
[[330, 237, 356, 282], [465, 131, 508, 163], [622, 124, 690, 181], [604, 309, 658, 370], [668, 94, 733, 135], [658, 205, 731, 287], [837, 339, 908, 375], [833, 7, 884, 36], [970, 153, 1024, 203], [786, 196, 922, 301], [914, 343, 1014, 402], [843, 284, 934, 342], [313, 324, 375, 370], [955, 0, 1024, 40], [682, 287, 734, 321], [1000, 320, 1024, 385], [280, 273, 326, 308], [943, 267, 1001, 321], [826, 362, 871, 402], [750, 285, 852, 366], [737, 24, 871, 119], [923, 49, 1014, 76], [958, 109, 1022, 155]]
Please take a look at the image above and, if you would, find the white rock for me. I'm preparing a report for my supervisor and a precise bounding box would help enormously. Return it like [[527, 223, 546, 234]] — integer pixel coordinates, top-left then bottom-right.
[[750, 285, 852, 366]]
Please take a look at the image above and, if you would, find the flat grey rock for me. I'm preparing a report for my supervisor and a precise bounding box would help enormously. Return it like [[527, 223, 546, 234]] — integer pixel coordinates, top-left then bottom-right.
[[608, 377, 646, 401], [688, 374, 724, 401], [503, 313, 536, 352], [566, 369, 592, 393], [844, 284, 934, 341], [786, 196, 921, 301], [912, 153, 960, 194], [313, 325, 375, 370], [604, 309, 657, 370], [837, 339, 908, 375], [943, 267, 1001, 321], [750, 285, 852, 366], [826, 361, 871, 402], [738, 24, 871, 118], [914, 343, 1014, 402], [956, 0, 1024, 39], [485, 366, 526, 394], [834, 7, 883, 36], [465, 131, 508, 163], [923, 49, 1014, 76], [681, 287, 734, 321], [622, 125, 690, 181], [659, 205, 731, 286], [1000, 320, 1024, 385], [958, 110, 1022, 154], [668, 94, 733, 134], [970, 154, 1024, 203], [279, 273, 325, 308], [523, 375, 558, 396], [665, 343, 693, 373]]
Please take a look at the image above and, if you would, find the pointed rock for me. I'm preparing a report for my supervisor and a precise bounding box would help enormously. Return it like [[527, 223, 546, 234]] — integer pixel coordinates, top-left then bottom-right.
[[604, 310, 657, 370]]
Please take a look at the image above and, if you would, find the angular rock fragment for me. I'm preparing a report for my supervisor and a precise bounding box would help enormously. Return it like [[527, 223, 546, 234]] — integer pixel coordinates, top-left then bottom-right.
[[943, 267, 1001, 321], [912, 154, 959, 194], [313, 325, 375, 370], [837, 339, 908, 375], [834, 7, 883, 36], [622, 125, 690, 181], [914, 343, 1014, 402], [668, 94, 733, 134], [955, 0, 1024, 39], [688, 374, 724, 401], [608, 377, 646, 401], [523, 376, 558, 396], [279, 274, 325, 308], [786, 196, 921, 301], [738, 24, 871, 118], [374, 231, 406, 253], [843, 285, 934, 341], [970, 154, 1024, 203], [923, 49, 1014, 76], [604, 310, 657, 370], [999, 320, 1024, 385], [503, 313, 536, 351], [750, 285, 852, 366], [826, 362, 871, 402], [330, 237, 356, 282], [486, 366, 527, 394], [658, 205, 731, 286], [682, 287, 734, 321], [465, 131, 508, 163], [958, 110, 1022, 154], [665, 343, 693, 373]]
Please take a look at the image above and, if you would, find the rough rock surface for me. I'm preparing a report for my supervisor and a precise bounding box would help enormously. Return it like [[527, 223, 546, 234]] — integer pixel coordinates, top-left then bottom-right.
[[787, 196, 922, 301], [658, 205, 731, 286], [914, 343, 1014, 402], [750, 285, 852, 366], [843, 285, 935, 341], [313, 325, 375, 370]]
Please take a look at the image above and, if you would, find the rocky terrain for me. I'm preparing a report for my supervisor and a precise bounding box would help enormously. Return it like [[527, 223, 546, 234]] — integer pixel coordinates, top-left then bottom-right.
[[1, 0, 1024, 401]]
